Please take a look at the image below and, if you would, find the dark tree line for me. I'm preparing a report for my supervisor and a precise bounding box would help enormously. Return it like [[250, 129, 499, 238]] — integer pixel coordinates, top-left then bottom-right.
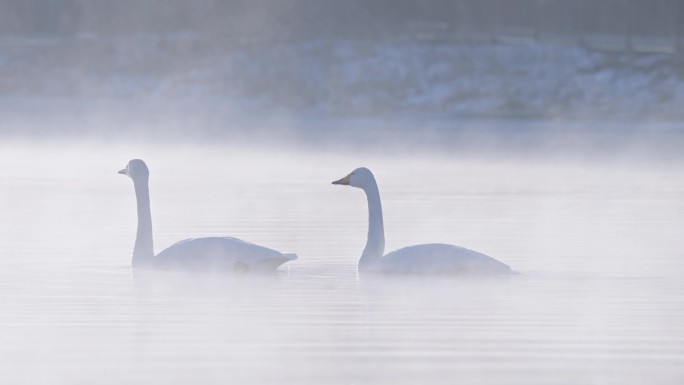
[[1, 0, 682, 48]]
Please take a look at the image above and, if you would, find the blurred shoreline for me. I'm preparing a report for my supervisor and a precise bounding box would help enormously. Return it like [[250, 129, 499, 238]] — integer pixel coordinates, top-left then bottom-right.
[[1, 36, 683, 120]]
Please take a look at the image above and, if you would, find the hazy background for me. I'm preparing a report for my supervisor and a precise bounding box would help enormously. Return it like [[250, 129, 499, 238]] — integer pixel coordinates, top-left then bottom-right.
[[0, 0, 683, 152]]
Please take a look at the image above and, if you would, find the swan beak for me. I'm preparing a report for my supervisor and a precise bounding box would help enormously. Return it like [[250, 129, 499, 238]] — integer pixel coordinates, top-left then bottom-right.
[[332, 173, 351, 185], [118, 168, 127, 175]]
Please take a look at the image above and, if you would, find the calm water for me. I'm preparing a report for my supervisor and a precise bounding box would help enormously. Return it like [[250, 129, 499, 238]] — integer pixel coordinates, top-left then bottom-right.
[[0, 141, 683, 384]]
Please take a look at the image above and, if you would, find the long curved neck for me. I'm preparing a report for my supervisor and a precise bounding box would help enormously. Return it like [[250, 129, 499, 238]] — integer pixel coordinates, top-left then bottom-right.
[[132, 178, 154, 267], [360, 180, 385, 269]]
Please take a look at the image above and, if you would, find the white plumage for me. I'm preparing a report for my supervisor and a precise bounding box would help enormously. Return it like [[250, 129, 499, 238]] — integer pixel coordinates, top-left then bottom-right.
[[333, 167, 511, 275], [119, 159, 296, 272]]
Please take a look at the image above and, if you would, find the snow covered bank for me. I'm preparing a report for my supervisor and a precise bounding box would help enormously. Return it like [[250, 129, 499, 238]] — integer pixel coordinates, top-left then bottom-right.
[[1, 36, 683, 120]]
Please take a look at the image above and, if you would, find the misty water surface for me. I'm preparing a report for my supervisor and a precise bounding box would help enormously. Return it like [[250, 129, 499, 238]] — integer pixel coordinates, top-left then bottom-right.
[[0, 140, 682, 384]]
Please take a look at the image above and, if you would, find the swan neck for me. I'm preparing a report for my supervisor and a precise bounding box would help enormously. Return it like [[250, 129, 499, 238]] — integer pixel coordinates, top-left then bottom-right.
[[360, 180, 385, 269], [132, 179, 154, 267]]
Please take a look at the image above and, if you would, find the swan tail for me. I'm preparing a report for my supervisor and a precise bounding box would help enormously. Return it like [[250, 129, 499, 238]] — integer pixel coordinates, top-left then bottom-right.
[[283, 252, 298, 260], [252, 255, 295, 271]]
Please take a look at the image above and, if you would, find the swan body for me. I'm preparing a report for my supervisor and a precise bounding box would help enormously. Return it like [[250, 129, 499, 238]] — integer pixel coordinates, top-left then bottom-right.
[[153, 237, 298, 271], [332, 167, 511, 275], [119, 159, 297, 272], [370, 243, 511, 274]]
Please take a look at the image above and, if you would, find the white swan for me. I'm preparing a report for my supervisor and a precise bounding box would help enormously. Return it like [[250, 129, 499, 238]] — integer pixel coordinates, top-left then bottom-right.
[[119, 159, 297, 271], [332, 167, 512, 275]]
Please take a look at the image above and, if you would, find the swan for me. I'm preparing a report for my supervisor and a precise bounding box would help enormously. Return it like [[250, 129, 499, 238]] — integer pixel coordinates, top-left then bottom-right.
[[332, 167, 512, 275], [119, 159, 297, 272]]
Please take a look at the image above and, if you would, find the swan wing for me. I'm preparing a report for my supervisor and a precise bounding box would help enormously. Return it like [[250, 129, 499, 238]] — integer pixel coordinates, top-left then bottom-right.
[[373, 243, 511, 275], [154, 237, 297, 271]]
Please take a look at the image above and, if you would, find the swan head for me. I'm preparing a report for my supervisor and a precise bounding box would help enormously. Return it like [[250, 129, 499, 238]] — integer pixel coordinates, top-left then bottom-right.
[[119, 159, 149, 182], [332, 167, 376, 189]]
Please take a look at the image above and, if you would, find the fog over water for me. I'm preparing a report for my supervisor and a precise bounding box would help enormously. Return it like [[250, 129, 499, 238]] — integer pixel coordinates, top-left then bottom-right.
[[0, 140, 683, 384], [2, 1, 684, 384]]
